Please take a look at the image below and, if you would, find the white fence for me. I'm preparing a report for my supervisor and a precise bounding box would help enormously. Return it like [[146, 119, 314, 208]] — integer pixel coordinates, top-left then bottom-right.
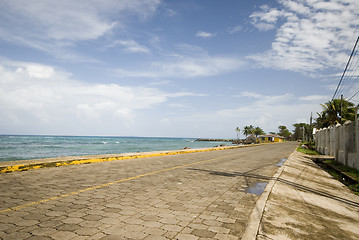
[[314, 120, 359, 171]]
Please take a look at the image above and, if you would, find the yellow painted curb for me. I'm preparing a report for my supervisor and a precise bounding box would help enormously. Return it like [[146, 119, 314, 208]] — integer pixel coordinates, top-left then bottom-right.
[[0, 144, 263, 173]]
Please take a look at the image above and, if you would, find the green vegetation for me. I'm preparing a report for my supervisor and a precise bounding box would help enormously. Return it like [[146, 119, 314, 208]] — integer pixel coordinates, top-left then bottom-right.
[[296, 146, 319, 155], [322, 159, 359, 195], [292, 123, 312, 142], [243, 125, 265, 137], [315, 99, 356, 128], [278, 125, 291, 138]]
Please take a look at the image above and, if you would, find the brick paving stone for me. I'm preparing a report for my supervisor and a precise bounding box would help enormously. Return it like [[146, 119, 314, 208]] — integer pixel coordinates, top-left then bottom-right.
[[27, 236, 52, 240], [14, 219, 39, 227], [45, 211, 66, 217], [2, 232, 33, 240], [188, 223, 208, 230], [49, 230, 79, 240], [61, 217, 83, 224], [142, 221, 163, 228], [31, 227, 57, 236], [122, 217, 144, 225], [208, 226, 231, 234], [100, 235, 128, 240], [88, 232, 107, 240], [70, 236, 88, 240], [143, 227, 166, 236], [202, 219, 222, 227], [143, 235, 168, 240], [163, 231, 178, 239], [22, 213, 47, 220], [56, 223, 81, 232], [0, 223, 14, 231], [175, 233, 199, 240], [159, 218, 180, 225], [99, 217, 119, 225], [102, 223, 126, 235], [75, 227, 101, 236], [83, 214, 103, 221], [161, 224, 183, 232], [216, 217, 236, 224], [214, 233, 238, 240], [78, 220, 102, 228], [141, 215, 160, 221], [192, 229, 216, 238]]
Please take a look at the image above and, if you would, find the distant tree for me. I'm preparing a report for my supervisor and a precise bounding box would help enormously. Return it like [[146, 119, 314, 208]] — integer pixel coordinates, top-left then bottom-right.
[[269, 132, 276, 135], [253, 127, 265, 137], [315, 99, 356, 128], [293, 123, 311, 141], [243, 125, 254, 136], [278, 125, 291, 138]]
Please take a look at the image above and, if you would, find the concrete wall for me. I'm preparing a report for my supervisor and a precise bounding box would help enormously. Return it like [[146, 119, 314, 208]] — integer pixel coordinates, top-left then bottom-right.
[[314, 120, 359, 171]]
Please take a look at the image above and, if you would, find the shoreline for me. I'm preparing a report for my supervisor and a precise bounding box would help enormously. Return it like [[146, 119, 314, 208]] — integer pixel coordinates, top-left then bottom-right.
[[0, 144, 259, 173]]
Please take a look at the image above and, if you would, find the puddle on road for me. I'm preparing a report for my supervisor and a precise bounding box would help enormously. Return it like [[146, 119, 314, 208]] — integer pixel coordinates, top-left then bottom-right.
[[245, 182, 268, 196], [276, 158, 287, 167]]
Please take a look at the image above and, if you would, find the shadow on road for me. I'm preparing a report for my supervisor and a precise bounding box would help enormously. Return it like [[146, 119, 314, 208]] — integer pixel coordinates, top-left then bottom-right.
[[187, 167, 359, 208]]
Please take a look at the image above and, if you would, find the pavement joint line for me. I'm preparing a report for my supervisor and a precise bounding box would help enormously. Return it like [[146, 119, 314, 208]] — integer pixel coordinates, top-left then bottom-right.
[[0, 144, 268, 173], [0, 152, 238, 214]]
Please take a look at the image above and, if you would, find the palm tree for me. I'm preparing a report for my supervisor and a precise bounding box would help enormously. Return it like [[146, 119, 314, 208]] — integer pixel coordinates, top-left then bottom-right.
[[243, 125, 254, 137], [253, 127, 265, 137], [235, 127, 240, 139], [315, 99, 356, 128]]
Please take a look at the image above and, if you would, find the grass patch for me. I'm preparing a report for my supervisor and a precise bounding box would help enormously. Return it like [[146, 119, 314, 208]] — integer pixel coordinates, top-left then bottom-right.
[[296, 146, 320, 155], [322, 159, 359, 196], [324, 159, 359, 181]]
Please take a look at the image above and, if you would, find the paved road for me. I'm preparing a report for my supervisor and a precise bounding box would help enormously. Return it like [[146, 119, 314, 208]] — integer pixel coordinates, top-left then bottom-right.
[[0, 142, 297, 240]]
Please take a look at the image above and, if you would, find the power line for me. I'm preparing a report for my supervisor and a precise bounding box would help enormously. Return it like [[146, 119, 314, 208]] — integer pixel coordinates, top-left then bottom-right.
[[332, 35, 359, 101], [348, 88, 359, 101]]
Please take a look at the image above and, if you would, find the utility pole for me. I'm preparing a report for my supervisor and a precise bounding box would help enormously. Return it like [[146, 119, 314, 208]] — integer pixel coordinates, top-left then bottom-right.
[[302, 126, 305, 143], [340, 94, 343, 124], [310, 112, 313, 143]]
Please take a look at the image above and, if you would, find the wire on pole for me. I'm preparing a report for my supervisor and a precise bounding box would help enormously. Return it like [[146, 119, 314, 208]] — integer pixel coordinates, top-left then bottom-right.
[[331, 35, 359, 101]]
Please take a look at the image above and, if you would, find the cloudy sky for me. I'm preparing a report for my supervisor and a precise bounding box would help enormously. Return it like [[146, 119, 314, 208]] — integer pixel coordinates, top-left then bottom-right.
[[0, 0, 358, 138]]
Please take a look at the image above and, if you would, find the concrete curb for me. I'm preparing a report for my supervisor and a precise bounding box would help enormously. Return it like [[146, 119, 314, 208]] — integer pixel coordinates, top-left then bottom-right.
[[241, 150, 296, 240], [0, 144, 268, 173]]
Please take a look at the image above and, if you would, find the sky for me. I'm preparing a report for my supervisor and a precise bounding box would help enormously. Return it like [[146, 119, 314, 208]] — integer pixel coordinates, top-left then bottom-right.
[[0, 0, 358, 138]]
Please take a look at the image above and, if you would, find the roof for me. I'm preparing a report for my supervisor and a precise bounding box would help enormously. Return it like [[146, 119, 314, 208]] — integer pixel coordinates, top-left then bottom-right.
[[257, 134, 285, 138]]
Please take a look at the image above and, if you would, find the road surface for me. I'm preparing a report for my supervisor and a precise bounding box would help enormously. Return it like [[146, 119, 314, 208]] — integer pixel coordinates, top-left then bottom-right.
[[0, 142, 298, 239]]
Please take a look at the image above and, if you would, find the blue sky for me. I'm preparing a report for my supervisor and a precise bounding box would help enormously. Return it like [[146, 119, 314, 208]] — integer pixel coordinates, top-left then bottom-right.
[[0, 0, 358, 138]]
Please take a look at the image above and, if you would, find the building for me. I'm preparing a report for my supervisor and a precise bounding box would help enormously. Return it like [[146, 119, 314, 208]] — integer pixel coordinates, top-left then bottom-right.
[[257, 134, 285, 143]]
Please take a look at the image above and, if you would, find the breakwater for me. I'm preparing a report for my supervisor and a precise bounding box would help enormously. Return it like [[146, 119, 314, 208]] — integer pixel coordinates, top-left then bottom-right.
[[196, 138, 243, 144], [195, 138, 234, 142]]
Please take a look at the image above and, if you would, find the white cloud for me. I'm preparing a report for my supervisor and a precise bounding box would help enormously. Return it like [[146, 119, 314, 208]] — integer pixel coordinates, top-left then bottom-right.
[[111, 40, 151, 54], [0, 59, 169, 134], [248, 0, 359, 73], [196, 31, 214, 38], [217, 91, 322, 132], [115, 55, 245, 78], [227, 25, 242, 34], [299, 95, 328, 101], [0, 0, 161, 60]]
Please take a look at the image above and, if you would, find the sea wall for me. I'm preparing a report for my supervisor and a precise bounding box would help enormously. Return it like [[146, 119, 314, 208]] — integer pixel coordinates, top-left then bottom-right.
[[314, 120, 359, 170]]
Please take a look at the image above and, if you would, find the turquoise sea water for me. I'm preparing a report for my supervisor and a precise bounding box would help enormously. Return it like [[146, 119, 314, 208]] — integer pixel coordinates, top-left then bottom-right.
[[0, 135, 233, 162]]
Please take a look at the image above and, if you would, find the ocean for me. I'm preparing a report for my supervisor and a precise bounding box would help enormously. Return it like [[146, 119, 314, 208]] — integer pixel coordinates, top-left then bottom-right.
[[0, 135, 233, 162]]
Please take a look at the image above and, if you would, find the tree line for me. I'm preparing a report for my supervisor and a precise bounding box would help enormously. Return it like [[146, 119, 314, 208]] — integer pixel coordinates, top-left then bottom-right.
[[235, 98, 357, 142]]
